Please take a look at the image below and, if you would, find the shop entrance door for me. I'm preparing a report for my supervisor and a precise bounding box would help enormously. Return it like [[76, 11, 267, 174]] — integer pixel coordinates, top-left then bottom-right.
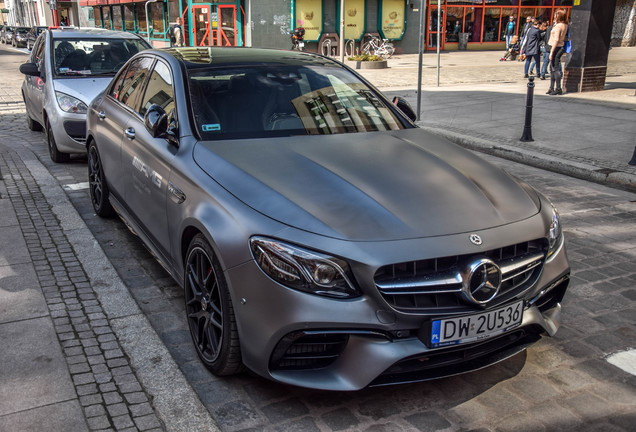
[[190, 4, 238, 47], [217, 5, 237, 46], [192, 5, 212, 46]]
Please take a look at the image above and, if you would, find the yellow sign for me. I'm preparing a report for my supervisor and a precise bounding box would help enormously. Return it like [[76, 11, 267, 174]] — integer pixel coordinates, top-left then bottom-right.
[[295, 0, 323, 42], [381, 0, 405, 40], [343, 0, 365, 41], [574, 0, 580, 5]]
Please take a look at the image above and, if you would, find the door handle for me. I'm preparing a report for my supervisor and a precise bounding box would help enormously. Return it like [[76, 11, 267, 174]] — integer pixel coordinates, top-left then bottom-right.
[[125, 127, 135, 140], [168, 182, 186, 204], [97, 111, 106, 120]]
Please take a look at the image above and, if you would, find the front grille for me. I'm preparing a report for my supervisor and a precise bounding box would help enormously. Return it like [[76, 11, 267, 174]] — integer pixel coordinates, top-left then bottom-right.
[[270, 332, 349, 371], [375, 239, 547, 314]]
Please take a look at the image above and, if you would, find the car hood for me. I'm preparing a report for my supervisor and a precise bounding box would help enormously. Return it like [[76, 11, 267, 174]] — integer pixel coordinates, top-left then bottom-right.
[[193, 128, 540, 241], [53, 77, 113, 106]]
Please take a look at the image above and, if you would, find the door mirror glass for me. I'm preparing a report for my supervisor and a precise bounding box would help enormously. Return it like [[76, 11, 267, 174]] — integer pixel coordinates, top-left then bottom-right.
[[392, 96, 417, 122], [19, 62, 40, 77]]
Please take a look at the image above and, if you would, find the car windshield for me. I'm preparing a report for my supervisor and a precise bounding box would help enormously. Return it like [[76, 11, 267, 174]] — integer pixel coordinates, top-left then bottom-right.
[[53, 38, 148, 77], [188, 64, 406, 140], [17, 28, 29, 34]]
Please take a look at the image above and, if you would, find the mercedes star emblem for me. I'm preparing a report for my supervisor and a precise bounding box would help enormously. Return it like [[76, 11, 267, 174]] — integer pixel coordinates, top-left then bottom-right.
[[469, 234, 483, 245], [461, 259, 502, 305]]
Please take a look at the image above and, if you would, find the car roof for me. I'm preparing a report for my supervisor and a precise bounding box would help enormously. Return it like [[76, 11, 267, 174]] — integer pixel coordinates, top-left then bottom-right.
[[156, 47, 336, 69], [49, 27, 143, 40]]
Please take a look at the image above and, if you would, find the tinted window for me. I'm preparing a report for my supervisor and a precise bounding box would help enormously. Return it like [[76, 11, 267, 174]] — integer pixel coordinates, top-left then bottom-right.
[[53, 37, 148, 77], [139, 61, 174, 117], [188, 65, 405, 140], [109, 63, 130, 100], [118, 57, 154, 112]]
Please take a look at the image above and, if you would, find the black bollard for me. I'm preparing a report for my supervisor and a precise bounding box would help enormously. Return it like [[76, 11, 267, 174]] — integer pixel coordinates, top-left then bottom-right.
[[629, 146, 636, 166], [520, 76, 535, 142]]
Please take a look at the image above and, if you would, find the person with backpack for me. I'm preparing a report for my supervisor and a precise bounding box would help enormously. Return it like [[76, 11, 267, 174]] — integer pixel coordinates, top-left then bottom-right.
[[169, 17, 184, 47]]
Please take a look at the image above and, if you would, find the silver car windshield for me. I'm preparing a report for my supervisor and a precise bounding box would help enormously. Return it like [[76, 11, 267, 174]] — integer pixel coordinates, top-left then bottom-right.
[[188, 65, 405, 139], [53, 38, 147, 77]]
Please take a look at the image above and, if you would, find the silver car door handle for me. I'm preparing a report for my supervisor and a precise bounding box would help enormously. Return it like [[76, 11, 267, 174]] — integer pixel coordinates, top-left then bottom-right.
[[125, 127, 135, 140], [168, 182, 186, 204], [97, 111, 106, 120]]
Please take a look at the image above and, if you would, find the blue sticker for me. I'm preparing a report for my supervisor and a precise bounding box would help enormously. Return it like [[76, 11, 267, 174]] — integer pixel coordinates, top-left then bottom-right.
[[431, 320, 441, 344], [202, 124, 221, 132]]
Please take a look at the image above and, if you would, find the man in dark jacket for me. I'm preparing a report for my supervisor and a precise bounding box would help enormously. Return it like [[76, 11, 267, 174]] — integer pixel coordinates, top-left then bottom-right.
[[523, 19, 542, 78]]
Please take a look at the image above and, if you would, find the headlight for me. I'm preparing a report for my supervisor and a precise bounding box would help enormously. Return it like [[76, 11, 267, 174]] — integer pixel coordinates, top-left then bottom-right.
[[250, 237, 361, 299], [55, 91, 88, 114], [546, 204, 563, 261]]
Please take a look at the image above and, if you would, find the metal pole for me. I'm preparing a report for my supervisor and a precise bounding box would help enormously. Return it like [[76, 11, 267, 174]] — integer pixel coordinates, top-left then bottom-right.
[[520, 76, 535, 142], [416, 0, 427, 121], [145, 0, 159, 45], [339, 0, 345, 63], [436, 0, 441, 87]]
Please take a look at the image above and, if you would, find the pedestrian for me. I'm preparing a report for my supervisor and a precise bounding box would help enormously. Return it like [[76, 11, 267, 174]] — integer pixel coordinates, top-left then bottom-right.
[[539, 21, 550, 79], [60, 17, 68, 26], [504, 15, 516, 50], [547, 9, 569, 95], [518, 16, 533, 60], [523, 18, 542, 78], [169, 17, 184, 47]]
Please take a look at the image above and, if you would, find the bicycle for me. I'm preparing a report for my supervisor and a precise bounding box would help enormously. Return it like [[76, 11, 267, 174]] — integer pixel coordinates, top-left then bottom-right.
[[361, 36, 395, 58]]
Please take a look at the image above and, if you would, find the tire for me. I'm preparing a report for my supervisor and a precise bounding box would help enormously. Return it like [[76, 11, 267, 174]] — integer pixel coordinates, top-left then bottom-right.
[[46, 120, 70, 163], [87, 141, 115, 217], [27, 114, 43, 131], [185, 234, 243, 376], [344, 39, 355, 57], [385, 45, 395, 58]]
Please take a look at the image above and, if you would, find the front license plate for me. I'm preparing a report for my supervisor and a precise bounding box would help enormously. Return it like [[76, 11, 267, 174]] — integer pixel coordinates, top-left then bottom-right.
[[430, 300, 524, 348]]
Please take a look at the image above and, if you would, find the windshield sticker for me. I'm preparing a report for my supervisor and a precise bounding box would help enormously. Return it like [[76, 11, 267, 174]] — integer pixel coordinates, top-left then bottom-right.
[[202, 124, 221, 132]]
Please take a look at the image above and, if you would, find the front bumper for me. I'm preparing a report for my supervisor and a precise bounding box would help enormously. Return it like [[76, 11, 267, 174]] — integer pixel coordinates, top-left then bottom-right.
[[226, 240, 570, 391], [46, 106, 87, 154]]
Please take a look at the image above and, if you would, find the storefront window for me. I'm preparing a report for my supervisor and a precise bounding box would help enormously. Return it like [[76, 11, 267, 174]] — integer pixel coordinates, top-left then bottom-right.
[[112, 5, 123, 31], [536, 7, 552, 23], [124, 4, 135, 32], [445, 7, 463, 43], [151, 3, 166, 37], [554, 1, 573, 5], [137, 5, 147, 34], [500, 7, 516, 41], [102, 7, 112, 30], [93, 7, 102, 28], [483, 8, 501, 42], [520, 0, 542, 5]]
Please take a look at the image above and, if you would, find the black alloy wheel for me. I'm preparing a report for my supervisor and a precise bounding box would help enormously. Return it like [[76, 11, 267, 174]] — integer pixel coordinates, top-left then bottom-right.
[[87, 141, 115, 217], [46, 120, 70, 162], [185, 234, 242, 376]]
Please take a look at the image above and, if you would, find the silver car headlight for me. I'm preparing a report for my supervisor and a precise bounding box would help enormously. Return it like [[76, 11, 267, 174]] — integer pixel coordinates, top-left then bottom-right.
[[55, 91, 88, 114], [250, 237, 361, 299], [546, 204, 563, 261]]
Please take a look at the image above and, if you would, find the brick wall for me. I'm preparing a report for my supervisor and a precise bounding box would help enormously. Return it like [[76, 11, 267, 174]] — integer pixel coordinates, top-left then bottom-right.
[[564, 66, 608, 92]]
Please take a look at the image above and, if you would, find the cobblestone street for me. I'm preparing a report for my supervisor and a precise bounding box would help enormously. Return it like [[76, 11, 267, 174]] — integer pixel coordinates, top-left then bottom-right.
[[0, 43, 635, 431]]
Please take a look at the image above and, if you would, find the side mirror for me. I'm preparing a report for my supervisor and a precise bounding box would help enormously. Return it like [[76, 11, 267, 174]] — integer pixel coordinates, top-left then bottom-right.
[[19, 62, 40, 77], [392, 96, 417, 122], [144, 104, 178, 146]]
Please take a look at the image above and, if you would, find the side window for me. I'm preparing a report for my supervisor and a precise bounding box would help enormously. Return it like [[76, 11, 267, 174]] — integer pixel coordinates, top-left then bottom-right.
[[32, 36, 45, 71], [139, 61, 174, 118], [108, 64, 129, 100], [117, 57, 154, 112]]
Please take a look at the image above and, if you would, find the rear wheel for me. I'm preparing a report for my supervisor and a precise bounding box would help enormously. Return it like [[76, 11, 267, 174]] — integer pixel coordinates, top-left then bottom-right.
[[87, 141, 115, 217], [46, 120, 70, 163], [185, 234, 243, 376]]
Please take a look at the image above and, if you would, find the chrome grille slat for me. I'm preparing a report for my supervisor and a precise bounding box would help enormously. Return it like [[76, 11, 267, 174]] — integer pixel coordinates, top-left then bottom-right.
[[374, 240, 547, 313]]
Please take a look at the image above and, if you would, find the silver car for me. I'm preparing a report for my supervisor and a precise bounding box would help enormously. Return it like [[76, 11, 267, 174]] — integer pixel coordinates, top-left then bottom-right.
[[86, 47, 570, 391], [20, 28, 150, 162]]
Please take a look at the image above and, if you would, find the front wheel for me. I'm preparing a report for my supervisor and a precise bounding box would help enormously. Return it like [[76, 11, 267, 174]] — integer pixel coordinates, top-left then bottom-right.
[[46, 120, 70, 163], [88, 141, 115, 217], [185, 234, 243, 376]]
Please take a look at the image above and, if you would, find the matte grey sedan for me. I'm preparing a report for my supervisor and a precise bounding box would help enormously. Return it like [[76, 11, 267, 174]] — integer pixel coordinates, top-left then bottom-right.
[[86, 47, 570, 391]]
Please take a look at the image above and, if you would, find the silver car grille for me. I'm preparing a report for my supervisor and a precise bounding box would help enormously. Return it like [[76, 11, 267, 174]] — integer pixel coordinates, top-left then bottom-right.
[[374, 239, 546, 314]]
